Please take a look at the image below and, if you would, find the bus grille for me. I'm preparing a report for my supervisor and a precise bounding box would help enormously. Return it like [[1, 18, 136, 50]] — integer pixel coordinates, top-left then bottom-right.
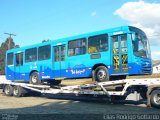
[[141, 59, 152, 74]]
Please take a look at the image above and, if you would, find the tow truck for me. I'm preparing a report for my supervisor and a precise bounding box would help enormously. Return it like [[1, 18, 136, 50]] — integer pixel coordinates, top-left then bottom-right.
[[0, 77, 160, 109]]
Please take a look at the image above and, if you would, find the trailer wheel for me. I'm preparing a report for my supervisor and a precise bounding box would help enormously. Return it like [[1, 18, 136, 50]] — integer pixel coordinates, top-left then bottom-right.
[[3, 85, 13, 96], [94, 66, 109, 82], [30, 72, 41, 85], [150, 89, 160, 108], [13, 86, 24, 97]]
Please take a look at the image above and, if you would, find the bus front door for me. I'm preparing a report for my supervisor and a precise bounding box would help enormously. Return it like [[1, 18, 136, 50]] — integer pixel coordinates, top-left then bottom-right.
[[53, 45, 66, 79], [15, 52, 24, 80], [111, 34, 128, 74]]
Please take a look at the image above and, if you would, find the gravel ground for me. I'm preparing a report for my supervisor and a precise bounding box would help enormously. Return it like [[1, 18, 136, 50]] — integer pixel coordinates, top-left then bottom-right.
[[0, 88, 160, 120], [0, 76, 160, 120]]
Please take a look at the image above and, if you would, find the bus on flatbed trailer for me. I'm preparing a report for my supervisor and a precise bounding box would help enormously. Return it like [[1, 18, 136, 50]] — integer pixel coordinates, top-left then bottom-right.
[[0, 77, 160, 108], [6, 26, 152, 85]]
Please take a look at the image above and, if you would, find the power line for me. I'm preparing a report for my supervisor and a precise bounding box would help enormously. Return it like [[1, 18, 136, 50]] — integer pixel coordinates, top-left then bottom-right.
[[4, 33, 16, 49], [4, 33, 16, 37]]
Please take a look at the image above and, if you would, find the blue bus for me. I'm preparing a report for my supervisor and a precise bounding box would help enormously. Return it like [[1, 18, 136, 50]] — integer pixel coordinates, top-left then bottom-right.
[[6, 26, 152, 85]]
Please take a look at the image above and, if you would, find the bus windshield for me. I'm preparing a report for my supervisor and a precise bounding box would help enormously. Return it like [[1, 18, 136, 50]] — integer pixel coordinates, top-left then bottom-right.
[[130, 27, 151, 58]]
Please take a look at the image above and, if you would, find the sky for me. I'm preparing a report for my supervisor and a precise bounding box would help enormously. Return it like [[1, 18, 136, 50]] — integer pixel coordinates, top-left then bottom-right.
[[0, 0, 160, 59]]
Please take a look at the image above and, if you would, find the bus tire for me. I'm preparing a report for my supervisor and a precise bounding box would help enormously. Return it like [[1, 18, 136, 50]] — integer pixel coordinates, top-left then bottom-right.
[[94, 66, 109, 82], [30, 72, 41, 85], [13, 86, 24, 97], [150, 89, 160, 108], [3, 85, 13, 96]]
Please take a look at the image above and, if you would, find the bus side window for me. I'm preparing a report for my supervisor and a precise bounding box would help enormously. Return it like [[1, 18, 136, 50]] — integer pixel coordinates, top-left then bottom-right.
[[7, 52, 14, 65], [61, 45, 66, 61], [16, 53, 23, 66], [88, 34, 108, 53], [68, 38, 86, 56], [25, 48, 37, 63], [38, 45, 51, 61], [54, 47, 59, 62], [112, 36, 119, 54], [120, 34, 127, 53]]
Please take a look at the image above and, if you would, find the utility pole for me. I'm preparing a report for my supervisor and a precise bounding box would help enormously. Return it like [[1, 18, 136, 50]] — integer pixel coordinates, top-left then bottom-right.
[[4, 33, 16, 49]]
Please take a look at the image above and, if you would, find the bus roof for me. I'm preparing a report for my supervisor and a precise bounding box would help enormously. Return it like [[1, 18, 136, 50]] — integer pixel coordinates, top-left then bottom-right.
[[6, 26, 134, 53]]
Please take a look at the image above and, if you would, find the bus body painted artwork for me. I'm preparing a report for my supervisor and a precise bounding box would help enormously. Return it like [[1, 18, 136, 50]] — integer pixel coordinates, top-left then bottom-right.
[[5, 26, 152, 85]]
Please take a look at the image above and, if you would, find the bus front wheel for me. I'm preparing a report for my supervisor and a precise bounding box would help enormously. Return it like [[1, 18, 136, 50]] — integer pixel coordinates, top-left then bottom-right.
[[30, 72, 41, 85], [94, 66, 109, 82]]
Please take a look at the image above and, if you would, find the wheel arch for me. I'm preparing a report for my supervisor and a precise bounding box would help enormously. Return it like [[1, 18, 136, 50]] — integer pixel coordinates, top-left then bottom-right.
[[30, 70, 39, 77], [92, 63, 108, 71]]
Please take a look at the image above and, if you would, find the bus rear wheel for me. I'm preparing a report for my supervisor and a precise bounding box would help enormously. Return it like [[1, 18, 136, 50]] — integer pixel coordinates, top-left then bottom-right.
[[3, 85, 13, 96], [94, 66, 109, 82], [30, 72, 41, 85]]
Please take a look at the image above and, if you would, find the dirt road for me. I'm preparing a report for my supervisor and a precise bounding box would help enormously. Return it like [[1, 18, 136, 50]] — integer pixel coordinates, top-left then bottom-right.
[[0, 76, 160, 120]]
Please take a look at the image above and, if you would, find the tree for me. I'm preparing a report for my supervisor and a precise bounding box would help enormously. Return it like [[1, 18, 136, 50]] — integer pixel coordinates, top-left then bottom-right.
[[0, 37, 19, 74]]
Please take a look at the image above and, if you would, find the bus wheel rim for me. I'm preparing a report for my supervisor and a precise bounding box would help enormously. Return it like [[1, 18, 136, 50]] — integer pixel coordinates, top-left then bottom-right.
[[97, 69, 106, 80], [32, 75, 38, 83]]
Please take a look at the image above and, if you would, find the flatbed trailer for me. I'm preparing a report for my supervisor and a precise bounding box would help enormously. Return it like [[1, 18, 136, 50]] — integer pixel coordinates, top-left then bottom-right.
[[0, 77, 160, 109]]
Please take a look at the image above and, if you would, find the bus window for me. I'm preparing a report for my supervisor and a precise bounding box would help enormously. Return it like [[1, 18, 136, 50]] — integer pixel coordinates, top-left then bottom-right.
[[25, 48, 37, 62], [120, 34, 127, 53], [68, 38, 86, 56], [54, 45, 66, 62], [88, 34, 108, 53], [7, 52, 13, 65], [61, 45, 66, 61], [112, 36, 119, 54], [54, 47, 59, 62], [16, 53, 23, 66], [38, 45, 51, 60]]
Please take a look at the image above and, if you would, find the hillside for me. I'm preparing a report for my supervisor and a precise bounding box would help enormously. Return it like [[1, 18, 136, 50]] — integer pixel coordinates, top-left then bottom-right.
[[152, 60, 160, 66]]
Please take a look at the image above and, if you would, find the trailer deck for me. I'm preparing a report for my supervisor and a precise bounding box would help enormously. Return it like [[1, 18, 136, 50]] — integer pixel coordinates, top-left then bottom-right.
[[0, 77, 160, 108]]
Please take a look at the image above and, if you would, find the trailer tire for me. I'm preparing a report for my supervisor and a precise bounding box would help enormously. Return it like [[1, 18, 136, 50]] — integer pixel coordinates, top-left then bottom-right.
[[94, 66, 109, 82], [30, 72, 41, 85], [150, 89, 160, 108], [13, 86, 24, 97], [3, 85, 13, 96]]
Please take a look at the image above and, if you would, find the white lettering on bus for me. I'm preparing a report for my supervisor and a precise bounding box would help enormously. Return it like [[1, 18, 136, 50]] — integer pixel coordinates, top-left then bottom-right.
[[71, 69, 85, 74], [42, 76, 50, 79]]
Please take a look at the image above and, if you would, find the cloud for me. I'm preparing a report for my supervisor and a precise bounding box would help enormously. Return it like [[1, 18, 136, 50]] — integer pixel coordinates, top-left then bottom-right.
[[114, 0, 160, 59], [91, 11, 97, 17], [114, 0, 160, 45]]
